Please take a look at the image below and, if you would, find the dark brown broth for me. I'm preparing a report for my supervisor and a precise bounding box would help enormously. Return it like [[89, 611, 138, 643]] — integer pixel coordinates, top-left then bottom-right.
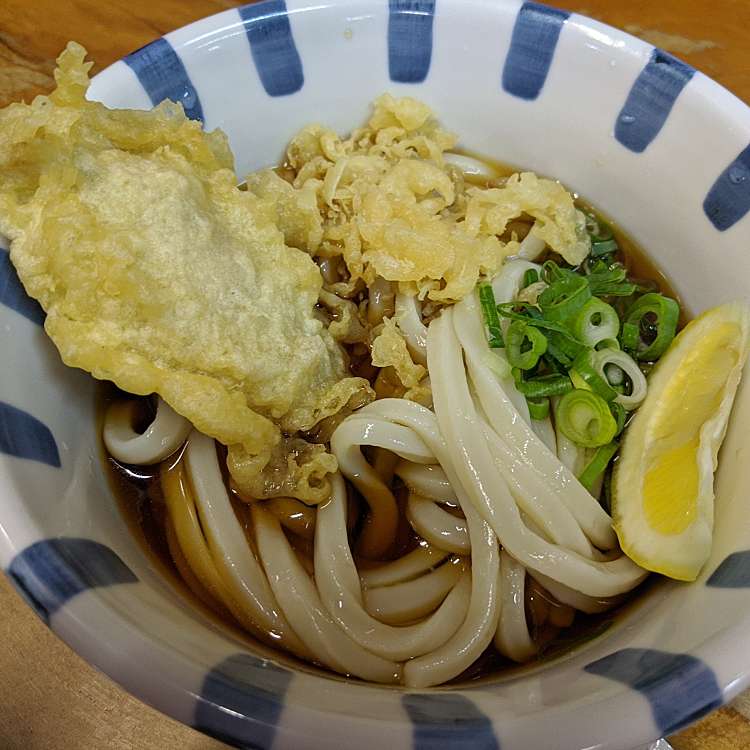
[[102, 160, 677, 685]]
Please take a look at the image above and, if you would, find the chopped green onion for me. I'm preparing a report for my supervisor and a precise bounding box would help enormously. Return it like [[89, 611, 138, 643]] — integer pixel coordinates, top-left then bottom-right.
[[592, 348, 648, 410], [609, 401, 627, 436], [570, 349, 617, 401], [620, 321, 639, 350], [571, 298, 620, 348], [522, 268, 539, 289], [506, 320, 547, 370], [541, 260, 570, 284], [545, 330, 586, 367], [478, 283, 504, 348], [578, 442, 619, 492], [596, 337, 621, 351], [514, 373, 573, 398], [622, 292, 679, 361], [556, 389, 618, 448], [604, 362, 624, 386], [543, 354, 566, 374], [587, 262, 641, 297], [591, 238, 619, 257], [497, 303, 585, 342], [569, 368, 589, 392], [538, 275, 592, 321], [527, 397, 550, 420]]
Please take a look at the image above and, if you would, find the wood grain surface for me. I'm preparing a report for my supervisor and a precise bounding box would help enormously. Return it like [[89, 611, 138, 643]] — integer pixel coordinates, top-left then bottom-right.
[[1, 1, 749, 748]]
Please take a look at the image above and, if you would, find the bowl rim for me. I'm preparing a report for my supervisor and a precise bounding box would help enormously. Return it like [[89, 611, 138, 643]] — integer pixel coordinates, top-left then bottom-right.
[[3, 0, 750, 748]]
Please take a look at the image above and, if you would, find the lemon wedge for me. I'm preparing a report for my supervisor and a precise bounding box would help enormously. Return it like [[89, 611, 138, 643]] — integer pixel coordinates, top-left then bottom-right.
[[612, 302, 750, 581]]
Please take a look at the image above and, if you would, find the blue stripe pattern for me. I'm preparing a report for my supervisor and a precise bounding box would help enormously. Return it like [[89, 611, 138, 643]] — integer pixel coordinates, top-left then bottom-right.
[[388, 0, 436, 84], [707, 549, 750, 587], [615, 49, 694, 153], [124, 37, 204, 121], [584, 648, 722, 735], [703, 144, 750, 231], [402, 694, 499, 750], [502, 2, 569, 100], [0, 402, 60, 468], [194, 653, 292, 749], [0, 249, 45, 326], [239, 1, 304, 97], [7, 538, 137, 624]]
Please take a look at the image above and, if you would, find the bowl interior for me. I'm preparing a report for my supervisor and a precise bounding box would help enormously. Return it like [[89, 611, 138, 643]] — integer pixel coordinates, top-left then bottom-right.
[[3, 1, 750, 748]]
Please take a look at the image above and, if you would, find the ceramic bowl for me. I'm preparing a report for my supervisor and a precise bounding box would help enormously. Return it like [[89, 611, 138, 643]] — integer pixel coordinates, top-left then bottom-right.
[[3, 1, 750, 748]]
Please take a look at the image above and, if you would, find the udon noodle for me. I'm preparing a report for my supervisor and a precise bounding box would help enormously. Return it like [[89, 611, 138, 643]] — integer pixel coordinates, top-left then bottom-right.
[[104, 251, 651, 688]]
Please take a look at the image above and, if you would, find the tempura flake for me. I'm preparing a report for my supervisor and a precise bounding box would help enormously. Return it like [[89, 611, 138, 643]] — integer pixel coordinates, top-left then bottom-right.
[[260, 93, 589, 302], [0, 43, 369, 502]]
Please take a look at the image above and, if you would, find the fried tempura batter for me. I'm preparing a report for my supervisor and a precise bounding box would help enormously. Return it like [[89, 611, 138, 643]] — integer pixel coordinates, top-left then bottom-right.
[[0, 43, 369, 502]]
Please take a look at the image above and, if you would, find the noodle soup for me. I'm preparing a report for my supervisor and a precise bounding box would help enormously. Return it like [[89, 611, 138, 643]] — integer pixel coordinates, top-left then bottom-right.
[[102, 190, 674, 684], [1, 52, 743, 690]]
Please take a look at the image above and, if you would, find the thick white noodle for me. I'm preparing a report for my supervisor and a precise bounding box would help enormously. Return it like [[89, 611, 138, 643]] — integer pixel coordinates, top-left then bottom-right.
[[527, 569, 622, 615], [332, 418, 435, 465], [517, 231, 547, 261], [184, 431, 310, 658], [403, 501, 500, 688], [406, 494, 470, 554], [479, 422, 595, 556], [315, 474, 470, 661], [349, 400, 502, 687], [363, 558, 465, 624], [443, 152, 499, 179], [359, 544, 450, 588], [252, 505, 401, 683], [395, 293, 428, 365], [265, 497, 316, 540], [103, 397, 191, 465], [395, 461, 454, 501], [495, 552, 536, 662], [531, 415, 558, 455], [453, 292, 618, 551], [429, 311, 646, 597]]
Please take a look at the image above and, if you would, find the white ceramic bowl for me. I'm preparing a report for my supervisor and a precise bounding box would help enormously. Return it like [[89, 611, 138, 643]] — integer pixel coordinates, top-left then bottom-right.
[[3, 1, 750, 748]]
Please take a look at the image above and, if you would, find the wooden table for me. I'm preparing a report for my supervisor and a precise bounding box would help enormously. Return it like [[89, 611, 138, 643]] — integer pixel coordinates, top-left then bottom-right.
[[1, 1, 750, 748]]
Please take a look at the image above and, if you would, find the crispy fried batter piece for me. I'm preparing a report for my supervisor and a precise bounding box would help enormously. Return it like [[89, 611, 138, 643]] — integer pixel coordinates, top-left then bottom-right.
[[0, 43, 370, 502]]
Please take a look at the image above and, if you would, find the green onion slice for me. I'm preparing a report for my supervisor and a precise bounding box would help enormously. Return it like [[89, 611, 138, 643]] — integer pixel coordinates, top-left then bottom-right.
[[578, 442, 619, 492], [556, 389, 618, 448], [541, 260, 570, 284], [497, 303, 584, 341], [622, 292, 679, 361], [514, 373, 573, 398], [522, 268, 539, 289], [527, 397, 550, 420], [609, 401, 627, 436], [544, 330, 585, 367], [591, 238, 618, 257], [592, 348, 648, 410], [478, 283, 504, 348], [596, 337, 621, 351], [570, 349, 617, 401], [571, 298, 620, 348], [506, 320, 548, 370], [587, 262, 641, 297], [538, 275, 592, 322]]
